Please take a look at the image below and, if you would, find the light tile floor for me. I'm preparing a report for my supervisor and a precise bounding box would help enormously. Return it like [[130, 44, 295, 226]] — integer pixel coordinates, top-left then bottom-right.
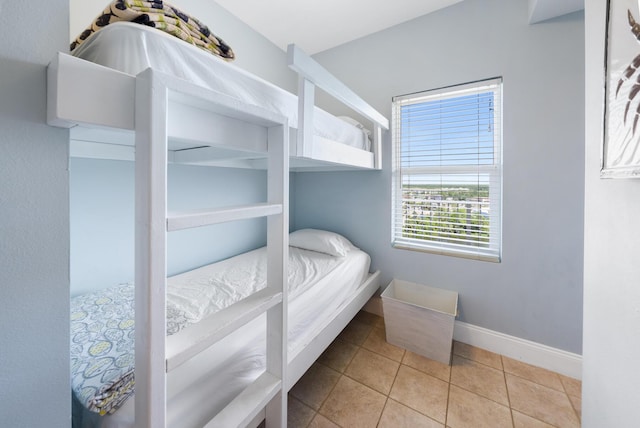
[[287, 311, 581, 428]]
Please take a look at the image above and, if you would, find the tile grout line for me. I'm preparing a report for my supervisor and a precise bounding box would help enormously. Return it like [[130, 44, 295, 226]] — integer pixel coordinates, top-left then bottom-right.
[[300, 313, 581, 428], [374, 339, 405, 428], [363, 323, 391, 427], [557, 375, 582, 422], [314, 320, 376, 427], [297, 339, 357, 428], [449, 351, 530, 426], [503, 359, 580, 427], [443, 345, 454, 428], [501, 355, 516, 428], [360, 320, 407, 427], [376, 397, 390, 427], [314, 371, 342, 428]]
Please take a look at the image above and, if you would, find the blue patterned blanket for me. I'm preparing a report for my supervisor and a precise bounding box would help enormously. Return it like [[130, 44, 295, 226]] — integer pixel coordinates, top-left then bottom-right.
[[70, 284, 191, 415]]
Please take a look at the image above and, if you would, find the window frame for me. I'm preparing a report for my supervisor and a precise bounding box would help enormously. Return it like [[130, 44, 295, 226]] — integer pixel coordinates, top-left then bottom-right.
[[391, 77, 503, 262]]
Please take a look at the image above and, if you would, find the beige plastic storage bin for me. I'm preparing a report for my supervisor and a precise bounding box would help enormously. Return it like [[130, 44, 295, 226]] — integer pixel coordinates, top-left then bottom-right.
[[381, 279, 458, 365]]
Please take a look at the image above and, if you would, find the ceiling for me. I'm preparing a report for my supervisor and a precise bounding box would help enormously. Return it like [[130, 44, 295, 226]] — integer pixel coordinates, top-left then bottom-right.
[[528, 0, 584, 24], [214, 0, 584, 55]]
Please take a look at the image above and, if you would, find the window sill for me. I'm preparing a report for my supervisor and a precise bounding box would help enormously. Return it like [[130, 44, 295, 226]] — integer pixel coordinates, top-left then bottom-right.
[[392, 242, 501, 263]]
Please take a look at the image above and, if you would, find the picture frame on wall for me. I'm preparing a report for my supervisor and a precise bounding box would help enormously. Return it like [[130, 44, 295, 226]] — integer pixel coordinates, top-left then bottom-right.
[[603, 0, 640, 178]]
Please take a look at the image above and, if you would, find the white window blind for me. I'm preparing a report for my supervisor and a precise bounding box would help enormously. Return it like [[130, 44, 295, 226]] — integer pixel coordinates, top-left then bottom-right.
[[392, 77, 502, 262]]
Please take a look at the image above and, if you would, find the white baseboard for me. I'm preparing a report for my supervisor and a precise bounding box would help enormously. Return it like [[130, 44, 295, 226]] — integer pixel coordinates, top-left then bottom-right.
[[453, 321, 582, 380], [363, 297, 582, 379]]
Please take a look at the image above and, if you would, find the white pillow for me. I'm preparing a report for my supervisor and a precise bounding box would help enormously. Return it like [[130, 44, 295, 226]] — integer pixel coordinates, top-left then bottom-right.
[[337, 115, 372, 136], [289, 229, 356, 257]]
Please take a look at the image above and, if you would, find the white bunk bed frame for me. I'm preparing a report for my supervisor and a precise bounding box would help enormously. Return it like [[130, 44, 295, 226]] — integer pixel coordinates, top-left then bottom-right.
[[49, 44, 387, 427], [49, 44, 389, 172]]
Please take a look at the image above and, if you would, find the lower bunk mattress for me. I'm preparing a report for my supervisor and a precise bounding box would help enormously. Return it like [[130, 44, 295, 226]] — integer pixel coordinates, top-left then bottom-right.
[[71, 237, 371, 428]]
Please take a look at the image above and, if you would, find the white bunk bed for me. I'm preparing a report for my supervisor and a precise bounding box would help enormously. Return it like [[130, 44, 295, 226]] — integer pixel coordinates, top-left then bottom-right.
[[50, 21, 388, 171], [50, 18, 388, 428], [71, 237, 374, 428]]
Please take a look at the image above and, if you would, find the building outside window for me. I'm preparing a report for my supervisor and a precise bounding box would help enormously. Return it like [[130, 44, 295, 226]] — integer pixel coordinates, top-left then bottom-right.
[[391, 77, 503, 262]]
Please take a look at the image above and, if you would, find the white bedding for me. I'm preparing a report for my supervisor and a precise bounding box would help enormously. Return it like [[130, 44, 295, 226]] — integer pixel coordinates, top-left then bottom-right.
[[72, 245, 371, 428], [72, 22, 370, 152]]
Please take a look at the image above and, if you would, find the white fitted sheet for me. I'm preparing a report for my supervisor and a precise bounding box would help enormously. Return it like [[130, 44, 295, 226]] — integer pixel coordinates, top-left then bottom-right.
[[73, 246, 371, 428], [72, 22, 370, 151]]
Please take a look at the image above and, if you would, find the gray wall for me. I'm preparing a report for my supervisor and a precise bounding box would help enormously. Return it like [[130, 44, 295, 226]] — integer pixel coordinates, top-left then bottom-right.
[[0, 1, 71, 426], [297, 0, 585, 354], [583, 0, 640, 425]]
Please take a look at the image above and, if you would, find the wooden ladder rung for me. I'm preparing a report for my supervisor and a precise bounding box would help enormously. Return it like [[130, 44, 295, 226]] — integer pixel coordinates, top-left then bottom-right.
[[165, 288, 283, 372], [167, 203, 283, 231], [204, 371, 281, 428]]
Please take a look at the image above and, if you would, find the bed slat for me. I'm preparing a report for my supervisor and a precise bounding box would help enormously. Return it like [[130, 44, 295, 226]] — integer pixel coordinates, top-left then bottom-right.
[[204, 371, 281, 428], [165, 288, 283, 372], [167, 203, 282, 231]]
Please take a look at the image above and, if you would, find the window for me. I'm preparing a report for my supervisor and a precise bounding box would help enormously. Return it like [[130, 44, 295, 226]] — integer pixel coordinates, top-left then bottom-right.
[[392, 78, 502, 262]]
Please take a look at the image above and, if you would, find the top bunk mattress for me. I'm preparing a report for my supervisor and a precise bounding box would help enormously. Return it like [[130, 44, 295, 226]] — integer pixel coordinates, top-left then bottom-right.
[[72, 22, 370, 151]]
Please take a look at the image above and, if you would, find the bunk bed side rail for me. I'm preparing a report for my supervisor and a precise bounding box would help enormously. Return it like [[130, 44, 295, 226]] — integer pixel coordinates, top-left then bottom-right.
[[305, 134, 374, 169], [47, 52, 135, 130], [286, 45, 389, 130], [287, 44, 388, 170]]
